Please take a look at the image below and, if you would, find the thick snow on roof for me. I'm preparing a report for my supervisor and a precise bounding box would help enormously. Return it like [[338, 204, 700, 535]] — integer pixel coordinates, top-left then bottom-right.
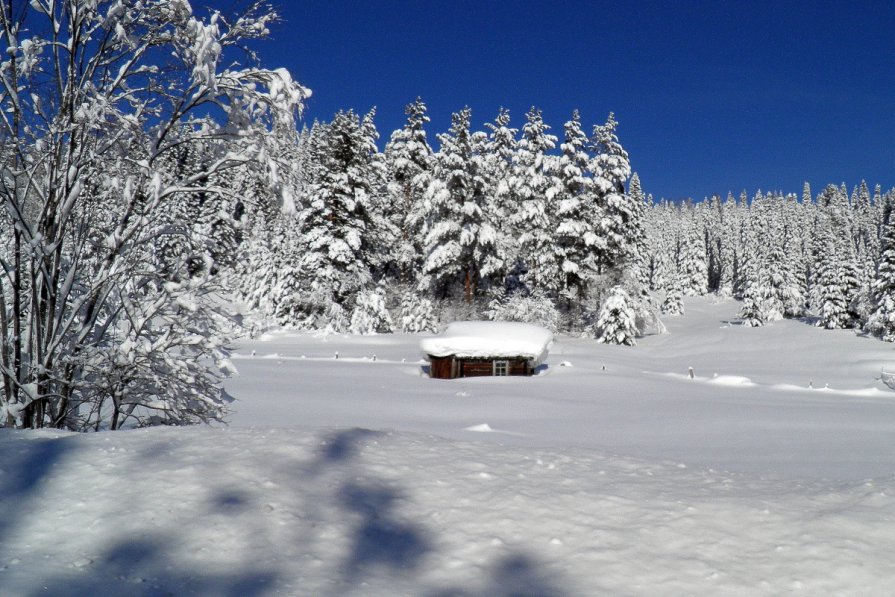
[[420, 321, 553, 363]]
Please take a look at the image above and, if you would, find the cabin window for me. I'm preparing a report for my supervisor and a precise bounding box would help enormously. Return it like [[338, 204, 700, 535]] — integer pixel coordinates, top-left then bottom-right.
[[493, 360, 509, 376]]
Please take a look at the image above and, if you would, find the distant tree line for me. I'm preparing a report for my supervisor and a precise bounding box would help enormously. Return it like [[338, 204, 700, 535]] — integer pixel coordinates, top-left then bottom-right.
[[646, 183, 895, 339]]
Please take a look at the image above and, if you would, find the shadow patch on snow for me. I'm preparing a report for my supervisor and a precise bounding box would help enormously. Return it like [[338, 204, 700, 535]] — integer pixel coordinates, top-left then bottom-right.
[[27, 535, 277, 597], [302, 429, 435, 586], [211, 488, 251, 512], [340, 481, 431, 580], [0, 435, 70, 543], [0, 435, 67, 497], [318, 428, 382, 464], [428, 551, 568, 597]]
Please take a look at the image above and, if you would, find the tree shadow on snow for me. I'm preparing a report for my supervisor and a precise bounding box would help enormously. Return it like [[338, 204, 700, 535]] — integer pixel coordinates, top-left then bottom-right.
[[26, 535, 277, 597], [303, 429, 570, 595], [428, 552, 568, 597], [316, 427, 383, 466], [304, 429, 434, 584], [339, 480, 431, 581], [0, 435, 72, 546]]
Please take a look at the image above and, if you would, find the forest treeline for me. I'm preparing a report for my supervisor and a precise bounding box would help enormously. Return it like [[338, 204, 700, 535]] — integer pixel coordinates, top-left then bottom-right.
[[223, 99, 895, 348]]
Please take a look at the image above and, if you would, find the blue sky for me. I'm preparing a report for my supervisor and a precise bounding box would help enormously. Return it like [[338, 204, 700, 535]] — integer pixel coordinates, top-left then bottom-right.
[[257, 1, 895, 201]]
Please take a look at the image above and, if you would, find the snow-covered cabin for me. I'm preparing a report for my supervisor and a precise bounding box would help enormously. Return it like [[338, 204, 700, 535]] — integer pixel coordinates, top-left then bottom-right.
[[420, 321, 553, 379]]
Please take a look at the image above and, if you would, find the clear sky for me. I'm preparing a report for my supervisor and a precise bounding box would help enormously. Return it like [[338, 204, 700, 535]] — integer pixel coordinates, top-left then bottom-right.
[[256, 0, 895, 201]]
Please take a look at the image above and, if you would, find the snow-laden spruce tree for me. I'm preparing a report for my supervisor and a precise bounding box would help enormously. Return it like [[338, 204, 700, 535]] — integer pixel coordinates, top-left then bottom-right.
[[811, 186, 861, 329], [294, 110, 387, 322], [512, 107, 560, 295], [866, 217, 895, 341], [349, 288, 395, 335], [593, 286, 638, 345], [591, 113, 633, 273], [424, 107, 502, 303], [625, 172, 651, 293], [486, 289, 562, 332], [399, 291, 438, 333], [661, 273, 685, 316], [384, 98, 434, 286], [0, 0, 308, 429], [738, 268, 766, 327], [678, 221, 709, 296], [482, 108, 519, 284], [555, 110, 597, 300]]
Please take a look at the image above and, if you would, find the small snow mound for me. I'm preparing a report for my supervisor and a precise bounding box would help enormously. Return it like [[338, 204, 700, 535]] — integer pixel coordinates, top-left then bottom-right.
[[559, 361, 573, 367], [464, 423, 494, 432], [774, 383, 810, 392], [709, 375, 755, 387]]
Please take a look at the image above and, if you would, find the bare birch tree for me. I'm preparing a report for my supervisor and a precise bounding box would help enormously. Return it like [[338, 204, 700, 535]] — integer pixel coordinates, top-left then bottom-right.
[[0, 0, 308, 429]]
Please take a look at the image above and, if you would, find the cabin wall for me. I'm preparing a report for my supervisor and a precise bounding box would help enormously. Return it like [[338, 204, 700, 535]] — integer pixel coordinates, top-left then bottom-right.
[[427, 356, 534, 379], [429, 356, 453, 379]]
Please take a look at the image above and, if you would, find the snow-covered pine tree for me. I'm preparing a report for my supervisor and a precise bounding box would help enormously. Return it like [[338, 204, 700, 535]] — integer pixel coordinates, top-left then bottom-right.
[[737, 214, 766, 325], [851, 180, 877, 292], [626, 172, 651, 293], [482, 108, 519, 286], [399, 291, 438, 333], [554, 110, 597, 301], [512, 107, 560, 296], [661, 273, 685, 316], [591, 113, 633, 273], [384, 98, 434, 286], [292, 110, 383, 326], [360, 109, 397, 282], [811, 186, 861, 329], [645, 199, 674, 292], [715, 192, 739, 297], [593, 286, 638, 345], [485, 289, 562, 332], [349, 287, 395, 335], [866, 216, 895, 341], [677, 219, 709, 296], [152, 136, 204, 279], [424, 107, 502, 304]]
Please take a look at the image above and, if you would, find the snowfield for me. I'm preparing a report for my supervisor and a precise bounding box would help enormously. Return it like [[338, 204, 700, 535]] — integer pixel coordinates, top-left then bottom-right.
[[4, 297, 895, 595]]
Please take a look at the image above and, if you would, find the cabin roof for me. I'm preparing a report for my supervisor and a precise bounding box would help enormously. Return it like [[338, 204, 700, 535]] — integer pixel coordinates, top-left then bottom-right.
[[420, 321, 553, 364]]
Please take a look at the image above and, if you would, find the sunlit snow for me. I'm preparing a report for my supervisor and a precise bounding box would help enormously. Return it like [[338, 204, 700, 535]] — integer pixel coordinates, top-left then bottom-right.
[[3, 297, 895, 595]]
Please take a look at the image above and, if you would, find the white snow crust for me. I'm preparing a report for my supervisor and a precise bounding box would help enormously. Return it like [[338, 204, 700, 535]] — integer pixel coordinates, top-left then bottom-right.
[[2, 426, 895, 596], [420, 321, 553, 363]]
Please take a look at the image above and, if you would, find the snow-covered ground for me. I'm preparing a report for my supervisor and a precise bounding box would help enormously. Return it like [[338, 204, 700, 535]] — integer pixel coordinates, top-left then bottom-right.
[[3, 297, 895, 595]]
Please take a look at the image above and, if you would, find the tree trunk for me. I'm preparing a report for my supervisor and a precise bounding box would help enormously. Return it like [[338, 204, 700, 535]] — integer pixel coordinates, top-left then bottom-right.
[[464, 269, 473, 305]]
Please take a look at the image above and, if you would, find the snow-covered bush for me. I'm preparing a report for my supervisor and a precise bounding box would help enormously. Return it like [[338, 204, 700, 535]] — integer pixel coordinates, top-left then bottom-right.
[[399, 292, 438, 333], [349, 289, 395, 335], [592, 286, 638, 346], [661, 275, 684, 316], [324, 304, 351, 335], [485, 291, 562, 333], [738, 281, 765, 327]]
